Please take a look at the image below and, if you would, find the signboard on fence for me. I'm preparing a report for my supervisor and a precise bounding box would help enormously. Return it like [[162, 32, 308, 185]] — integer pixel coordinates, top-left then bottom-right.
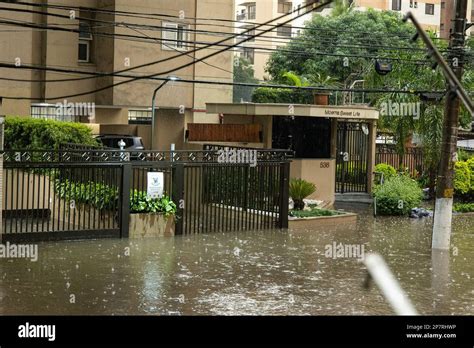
[[147, 172, 164, 199]]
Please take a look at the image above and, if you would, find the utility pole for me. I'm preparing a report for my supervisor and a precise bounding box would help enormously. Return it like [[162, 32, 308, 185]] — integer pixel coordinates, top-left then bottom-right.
[[432, 0, 469, 250]]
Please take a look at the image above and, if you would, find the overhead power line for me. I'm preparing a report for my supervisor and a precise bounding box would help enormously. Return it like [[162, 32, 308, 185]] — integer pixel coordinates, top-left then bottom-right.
[[0, 0, 336, 100], [5, 0, 451, 41], [0, 0, 323, 87]]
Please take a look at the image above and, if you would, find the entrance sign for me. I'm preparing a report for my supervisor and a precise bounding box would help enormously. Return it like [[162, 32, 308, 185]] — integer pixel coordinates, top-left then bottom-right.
[[147, 172, 164, 198]]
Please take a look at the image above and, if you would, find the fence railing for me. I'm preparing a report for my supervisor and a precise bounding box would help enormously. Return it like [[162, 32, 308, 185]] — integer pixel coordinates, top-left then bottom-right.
[[376, 145, 424, 176], [1, 149, 291, 241], [3, 149, 293, 164]]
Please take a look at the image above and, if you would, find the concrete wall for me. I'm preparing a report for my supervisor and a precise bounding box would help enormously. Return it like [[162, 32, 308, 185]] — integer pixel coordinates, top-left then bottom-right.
[[290, 159, 336, 205]]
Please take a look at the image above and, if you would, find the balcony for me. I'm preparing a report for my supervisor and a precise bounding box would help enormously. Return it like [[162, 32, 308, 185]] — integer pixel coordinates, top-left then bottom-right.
[[236, 12, 247, 21], [186, 123, 263, 143]]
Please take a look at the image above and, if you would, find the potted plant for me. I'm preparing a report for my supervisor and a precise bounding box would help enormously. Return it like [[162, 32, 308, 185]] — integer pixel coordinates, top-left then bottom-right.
[[289, 178, 316, 211], [129, 190, 177, 238]]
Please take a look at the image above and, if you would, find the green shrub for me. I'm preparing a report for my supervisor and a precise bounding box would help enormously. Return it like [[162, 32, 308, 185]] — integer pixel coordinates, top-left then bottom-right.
[[54, 179, 177, 217], [467, 158, 474, 191], [4, 117, 99, 150], [375, 163, 397, 184], [458, 149, 473, 162], [289, 178, 316, 210], [373, 175, 423, 216], [130, 190, 177, 216], [453, 203, 474, 213], [454, 161, 471, 195], [252, 87, 313, 104], [336, 162, 367, 183]]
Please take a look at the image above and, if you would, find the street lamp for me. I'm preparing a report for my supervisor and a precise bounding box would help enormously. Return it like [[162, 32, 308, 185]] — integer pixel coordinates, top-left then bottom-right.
[[151, 76, 181, 149]]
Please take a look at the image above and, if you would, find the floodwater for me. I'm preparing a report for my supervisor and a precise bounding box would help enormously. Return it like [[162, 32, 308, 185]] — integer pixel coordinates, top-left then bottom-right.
[[0, 207, 473, 315]]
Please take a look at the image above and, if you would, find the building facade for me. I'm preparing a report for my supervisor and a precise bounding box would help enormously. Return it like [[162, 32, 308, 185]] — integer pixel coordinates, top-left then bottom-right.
[[234, 0, 320, 80], [234, 0, 455, 81], [440, 0, 473, 39], [0, 0, 234, 150]]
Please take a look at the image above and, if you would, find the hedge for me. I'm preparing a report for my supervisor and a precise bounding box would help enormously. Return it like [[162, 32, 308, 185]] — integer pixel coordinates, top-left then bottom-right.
[[4, 117, 99, 150], [54, 179, 177, 216], [373, 175, 423, 216], [252, 87, 313, 104]]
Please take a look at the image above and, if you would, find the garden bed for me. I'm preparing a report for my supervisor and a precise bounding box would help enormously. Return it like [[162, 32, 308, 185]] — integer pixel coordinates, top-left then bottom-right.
[[289, 207, 357, 227]]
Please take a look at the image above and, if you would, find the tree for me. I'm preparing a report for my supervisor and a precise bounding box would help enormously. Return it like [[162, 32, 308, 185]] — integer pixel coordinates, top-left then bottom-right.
[[264, 7, 473, 190], [233, 57, 258, 103], [265, 9, 416, 84]]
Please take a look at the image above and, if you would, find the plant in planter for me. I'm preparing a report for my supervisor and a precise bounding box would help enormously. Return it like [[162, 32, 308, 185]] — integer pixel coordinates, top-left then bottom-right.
[[289, 178, 316, 211], [129, 190, 177, 238], [130, 190, 177, 217]]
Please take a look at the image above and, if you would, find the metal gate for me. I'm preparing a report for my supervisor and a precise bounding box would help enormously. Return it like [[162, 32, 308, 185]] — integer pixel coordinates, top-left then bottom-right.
[[336, 122, 369, 194], [1, 148, 291, 242], [2, 159, 124, 243]]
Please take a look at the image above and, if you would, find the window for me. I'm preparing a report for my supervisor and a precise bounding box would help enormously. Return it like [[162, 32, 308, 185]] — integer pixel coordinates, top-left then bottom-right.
[[247, 4, 256, 20], [392, 0, 401, 11], [31, 104, 78, 122], [242, 47, 255, 64], [78, 22, 92, 62], [128, 109, 152, 124], [241, 26, 255, 42], [277, 25, 292, 37], [425, 3, 435, 15], [236, 9, 246, 20], [441, 1, 445, 9], [162, 22, 189, 50], [278, 0, 292, 14], [409, 0, 418, 8]]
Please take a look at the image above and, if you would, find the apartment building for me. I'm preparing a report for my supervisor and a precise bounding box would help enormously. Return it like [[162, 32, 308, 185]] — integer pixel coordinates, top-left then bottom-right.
[[235, 0, 449, 81], [0, 0, 234, 150], [440, 0, 473, 39], [234, 0, 320, 80]]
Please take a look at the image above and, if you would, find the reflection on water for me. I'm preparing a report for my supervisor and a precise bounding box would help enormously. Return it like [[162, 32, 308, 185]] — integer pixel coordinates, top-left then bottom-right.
[[0, 208, 473, 315]]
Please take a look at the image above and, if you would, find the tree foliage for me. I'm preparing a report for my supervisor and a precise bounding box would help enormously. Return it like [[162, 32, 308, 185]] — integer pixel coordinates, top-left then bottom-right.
[[233, 57, 258, 103]]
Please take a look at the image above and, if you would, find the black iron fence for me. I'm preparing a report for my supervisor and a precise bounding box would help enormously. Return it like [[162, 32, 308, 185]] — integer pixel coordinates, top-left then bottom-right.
[[1, 149, 291, 242], [2, 163, 124, 243], [376, 145, 425, 177]]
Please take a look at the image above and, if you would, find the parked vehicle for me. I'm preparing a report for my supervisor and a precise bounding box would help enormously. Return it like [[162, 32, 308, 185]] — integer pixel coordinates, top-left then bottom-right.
[[95, 135, 145, 151], [95, 135, 145, 161]]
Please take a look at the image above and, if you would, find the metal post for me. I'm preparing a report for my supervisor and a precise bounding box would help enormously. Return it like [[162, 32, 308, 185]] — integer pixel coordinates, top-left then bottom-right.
[[278, 161, 290, 229], [0, 116, 4, 242], [170, 143, 175, 162], [172, 163, 185, 235], [120, 163, 132, 238], [151, 80, 169, 150]]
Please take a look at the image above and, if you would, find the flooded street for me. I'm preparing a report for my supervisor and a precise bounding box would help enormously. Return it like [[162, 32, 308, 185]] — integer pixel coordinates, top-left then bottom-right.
[[0, 208, 473, 315]]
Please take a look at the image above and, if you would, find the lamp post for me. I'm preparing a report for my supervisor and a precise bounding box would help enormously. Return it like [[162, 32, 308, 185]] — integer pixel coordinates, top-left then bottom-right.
[[151, 76, 180, 149]]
